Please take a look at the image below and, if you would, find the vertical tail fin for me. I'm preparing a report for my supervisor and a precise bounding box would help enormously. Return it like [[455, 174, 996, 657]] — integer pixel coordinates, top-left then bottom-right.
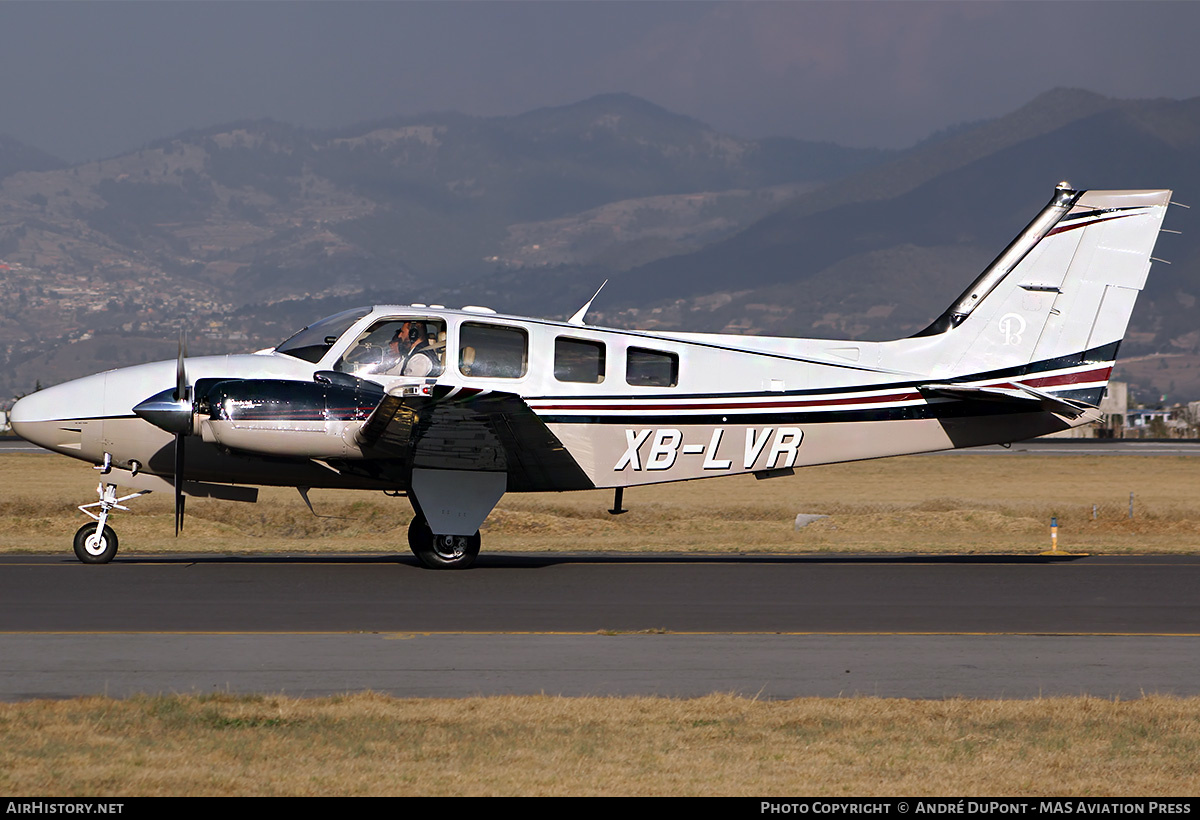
[[917, 184, 1172, 404]]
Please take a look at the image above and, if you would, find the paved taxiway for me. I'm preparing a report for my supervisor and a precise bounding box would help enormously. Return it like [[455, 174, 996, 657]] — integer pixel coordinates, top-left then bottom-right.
[[3, 554, 1198, 700]]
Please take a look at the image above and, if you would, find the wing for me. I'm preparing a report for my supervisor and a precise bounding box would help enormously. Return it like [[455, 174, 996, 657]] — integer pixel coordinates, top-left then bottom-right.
[[358, 385, 594, 492]]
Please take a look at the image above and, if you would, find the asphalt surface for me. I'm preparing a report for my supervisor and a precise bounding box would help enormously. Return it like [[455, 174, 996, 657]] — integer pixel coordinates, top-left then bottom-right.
[[4, 553, 1200, 634], [3, 553, 1198, 700]]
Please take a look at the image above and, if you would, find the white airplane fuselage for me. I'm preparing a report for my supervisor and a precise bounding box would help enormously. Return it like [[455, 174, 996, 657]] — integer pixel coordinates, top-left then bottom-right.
[[9, 185, 1174, 568], [8, 305, 1105, 488]]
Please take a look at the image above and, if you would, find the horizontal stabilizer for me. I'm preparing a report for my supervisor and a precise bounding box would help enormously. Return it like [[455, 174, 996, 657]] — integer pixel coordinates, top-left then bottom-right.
[[918, 383, 1092, 419]]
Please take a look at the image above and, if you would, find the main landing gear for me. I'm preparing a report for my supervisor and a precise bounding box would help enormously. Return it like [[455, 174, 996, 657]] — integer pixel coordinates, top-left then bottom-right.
[[74, 482, 150, 564], [407, 515, 481, 570], [404, 468, 504, 570]]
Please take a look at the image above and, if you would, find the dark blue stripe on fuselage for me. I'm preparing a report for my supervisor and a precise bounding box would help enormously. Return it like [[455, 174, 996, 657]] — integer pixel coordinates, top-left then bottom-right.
[[539, 397, 1055, 427]]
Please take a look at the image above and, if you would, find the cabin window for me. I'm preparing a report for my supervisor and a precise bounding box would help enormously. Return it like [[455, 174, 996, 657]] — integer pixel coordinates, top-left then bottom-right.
[[626, 347, 678, 387], [460, 322, 528, 379], [554, 337, 606, 384], [333, 318, 446, 379]]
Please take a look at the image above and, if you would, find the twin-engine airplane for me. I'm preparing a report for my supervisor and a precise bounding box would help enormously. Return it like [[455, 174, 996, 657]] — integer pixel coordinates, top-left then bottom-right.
[[11, 184, 1174, 568]]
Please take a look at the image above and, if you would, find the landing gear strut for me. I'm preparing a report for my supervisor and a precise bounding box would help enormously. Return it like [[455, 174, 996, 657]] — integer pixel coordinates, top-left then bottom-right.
[[74, 482, 149, 564], [407, 515, 481, 570]]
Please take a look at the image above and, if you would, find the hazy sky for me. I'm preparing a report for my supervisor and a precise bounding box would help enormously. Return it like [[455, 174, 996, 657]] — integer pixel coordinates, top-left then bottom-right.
[[4, 1, 1200, 163]]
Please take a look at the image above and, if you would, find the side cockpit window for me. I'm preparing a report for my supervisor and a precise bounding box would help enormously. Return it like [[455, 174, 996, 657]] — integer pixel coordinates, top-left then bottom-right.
[[334, 318, 446, 379]]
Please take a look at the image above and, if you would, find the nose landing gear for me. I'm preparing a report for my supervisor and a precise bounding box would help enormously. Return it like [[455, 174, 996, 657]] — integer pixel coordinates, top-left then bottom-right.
[[74, 482, 150, 564], [73, 522, 118, 564]]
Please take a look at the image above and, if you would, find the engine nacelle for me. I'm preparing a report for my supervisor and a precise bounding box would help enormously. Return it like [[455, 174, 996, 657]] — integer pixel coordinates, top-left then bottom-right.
[[200, 377, 385, 459]]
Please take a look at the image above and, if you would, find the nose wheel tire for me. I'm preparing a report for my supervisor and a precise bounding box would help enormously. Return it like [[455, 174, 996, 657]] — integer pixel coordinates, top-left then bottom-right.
[[407, 516, 480, 570], [73, 523, 119, 564]]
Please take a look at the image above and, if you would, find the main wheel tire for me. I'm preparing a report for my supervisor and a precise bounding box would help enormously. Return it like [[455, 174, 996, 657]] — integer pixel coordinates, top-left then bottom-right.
[[73, 523, 119, 564], [407, 516, 480, 570]]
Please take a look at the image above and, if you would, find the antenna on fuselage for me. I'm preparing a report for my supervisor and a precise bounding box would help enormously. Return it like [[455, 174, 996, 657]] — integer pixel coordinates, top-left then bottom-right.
[[567, 280, 608, 326]]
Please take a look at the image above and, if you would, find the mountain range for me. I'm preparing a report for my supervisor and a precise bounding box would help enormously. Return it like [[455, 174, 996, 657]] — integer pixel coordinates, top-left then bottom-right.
[[1, 88, 1197, 404]]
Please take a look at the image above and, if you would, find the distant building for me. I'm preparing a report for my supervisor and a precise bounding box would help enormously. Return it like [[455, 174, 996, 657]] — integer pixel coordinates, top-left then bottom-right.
[[1127, 408, 1174, 438], [1125, 405, 1196, 439], [1043, 383, 1198, 439], [1098, 381, 1128, 438]]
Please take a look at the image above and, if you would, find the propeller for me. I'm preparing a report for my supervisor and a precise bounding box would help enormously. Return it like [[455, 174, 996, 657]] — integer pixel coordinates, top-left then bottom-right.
[[132, 330, 193, 536], [173, 330, 188, 535]]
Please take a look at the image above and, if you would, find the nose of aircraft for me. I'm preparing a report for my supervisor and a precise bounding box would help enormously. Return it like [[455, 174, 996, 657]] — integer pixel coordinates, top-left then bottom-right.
[[10, 360, 182, 455], [12, 383, 76, 451], [10, 373, 110, 452]]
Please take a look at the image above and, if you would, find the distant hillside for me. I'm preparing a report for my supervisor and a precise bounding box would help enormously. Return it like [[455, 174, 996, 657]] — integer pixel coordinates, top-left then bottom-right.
[[0, 94, 888, 396], [586, 91, 1199, 348], [448, 89, 1200, 402], [0, 134, 67, 181], [3, 88, 1199, 404]]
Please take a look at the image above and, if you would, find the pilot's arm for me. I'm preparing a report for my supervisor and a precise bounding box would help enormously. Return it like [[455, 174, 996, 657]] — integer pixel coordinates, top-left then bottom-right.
[[377, 336, 405, 375], [402, 350, 435, 377]]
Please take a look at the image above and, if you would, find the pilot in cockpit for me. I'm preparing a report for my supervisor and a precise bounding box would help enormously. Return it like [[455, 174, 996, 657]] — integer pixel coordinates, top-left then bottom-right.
[[387, 321, 443, 377]]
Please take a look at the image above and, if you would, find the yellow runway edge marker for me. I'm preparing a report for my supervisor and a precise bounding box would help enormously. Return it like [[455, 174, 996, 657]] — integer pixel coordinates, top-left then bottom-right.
[[1040, 513, 1088, 557]]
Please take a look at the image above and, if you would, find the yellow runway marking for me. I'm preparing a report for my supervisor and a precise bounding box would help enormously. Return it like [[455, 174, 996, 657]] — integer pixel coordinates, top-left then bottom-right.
[[3, 630, 1200, 638]]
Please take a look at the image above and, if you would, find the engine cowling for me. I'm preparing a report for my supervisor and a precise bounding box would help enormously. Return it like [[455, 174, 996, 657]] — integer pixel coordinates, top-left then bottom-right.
[[200, 377, 385, 458]]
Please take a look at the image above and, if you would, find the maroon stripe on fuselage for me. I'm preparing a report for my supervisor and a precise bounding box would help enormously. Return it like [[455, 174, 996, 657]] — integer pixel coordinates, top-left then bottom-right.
[[531, 390, 924, 413]]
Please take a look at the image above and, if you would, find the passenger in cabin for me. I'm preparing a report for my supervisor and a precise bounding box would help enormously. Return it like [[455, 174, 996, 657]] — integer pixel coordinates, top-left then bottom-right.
[[387, 321, 443, 377]]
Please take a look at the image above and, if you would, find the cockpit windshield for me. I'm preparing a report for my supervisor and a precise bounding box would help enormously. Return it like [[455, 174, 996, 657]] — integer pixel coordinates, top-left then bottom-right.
[[274, 307, 372, 363]]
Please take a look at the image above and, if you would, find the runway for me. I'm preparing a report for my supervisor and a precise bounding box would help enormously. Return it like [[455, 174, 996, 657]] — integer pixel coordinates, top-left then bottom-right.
[[3, 553, 1198, 700]]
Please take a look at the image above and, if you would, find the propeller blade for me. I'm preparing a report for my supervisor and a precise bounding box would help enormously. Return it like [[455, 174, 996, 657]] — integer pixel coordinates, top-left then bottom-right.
[[174, 329, 188, 536], [175, 329, 188, 402], [174, 432, 186, 535], [135, 331, 197, 434]]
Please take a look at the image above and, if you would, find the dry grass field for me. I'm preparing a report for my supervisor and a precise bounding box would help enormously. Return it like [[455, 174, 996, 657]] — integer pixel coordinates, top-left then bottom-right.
[[3, 693, 1199, 796], [2, 450, 1199, 556]]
